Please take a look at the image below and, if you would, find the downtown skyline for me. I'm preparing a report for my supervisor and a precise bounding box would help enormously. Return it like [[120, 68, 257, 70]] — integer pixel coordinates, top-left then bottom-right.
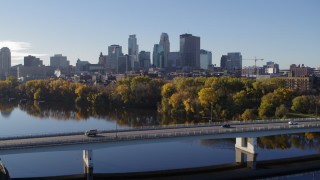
[[0, 0, 320, 69]]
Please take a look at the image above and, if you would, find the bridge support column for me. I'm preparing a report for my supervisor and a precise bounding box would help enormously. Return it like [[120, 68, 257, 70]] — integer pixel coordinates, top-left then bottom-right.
[[235, 137, 257, 169], [83, 150, 93, 180]]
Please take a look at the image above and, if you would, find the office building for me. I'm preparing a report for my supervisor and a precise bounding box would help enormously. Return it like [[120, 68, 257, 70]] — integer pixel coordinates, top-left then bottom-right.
[[24, 55, 43, 67], [168, 52, 181, 68], [180, 33, 200, 70], [200, 49, 212, 70], [220, 52, 242, 72], [50, 54, 69, 68], [220, 55, 228, 70], [108, 45, 123, 73], [118, 55, 130, 74], [264, 61, 279, 74], [128, 35, 139, 71], [153, 44, 164, 68], [0, 47, 11, 78], [159, 33, 170, 68], [75, 59, 90, 74], [139, 51, 151, 71]]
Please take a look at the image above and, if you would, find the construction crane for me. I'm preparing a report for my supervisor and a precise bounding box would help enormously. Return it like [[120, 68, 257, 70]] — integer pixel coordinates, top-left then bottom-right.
[[243, 57, 264, 77]]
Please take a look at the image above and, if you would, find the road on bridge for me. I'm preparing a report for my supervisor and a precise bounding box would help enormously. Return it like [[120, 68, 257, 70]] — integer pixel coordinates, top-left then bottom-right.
[[1, 119, 320, 150]]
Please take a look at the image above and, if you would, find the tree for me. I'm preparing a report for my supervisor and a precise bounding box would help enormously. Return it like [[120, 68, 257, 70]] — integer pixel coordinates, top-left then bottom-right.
[[198, 87, 217, 107], [275, 104, 288, 118], [241, 109, 256, 120], [161, 83, 176, 98], [291, 96, 309, 113], [258, 93, 277, 118]]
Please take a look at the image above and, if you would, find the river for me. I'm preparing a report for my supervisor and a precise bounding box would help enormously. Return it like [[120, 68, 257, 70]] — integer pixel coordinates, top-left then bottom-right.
[[0, 101, 319, 178]]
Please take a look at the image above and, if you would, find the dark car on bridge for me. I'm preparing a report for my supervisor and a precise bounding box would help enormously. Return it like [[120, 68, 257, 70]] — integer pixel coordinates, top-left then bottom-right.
[[221, 124, 231, 128], [85, 129, 98, 137]]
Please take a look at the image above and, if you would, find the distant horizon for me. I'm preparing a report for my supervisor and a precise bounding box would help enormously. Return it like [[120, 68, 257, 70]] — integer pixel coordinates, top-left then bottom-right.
[[1, 0, 319, 69]]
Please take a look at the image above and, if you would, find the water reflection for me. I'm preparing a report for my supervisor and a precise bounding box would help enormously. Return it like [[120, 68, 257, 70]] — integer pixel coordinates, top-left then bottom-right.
[[0, 101, 15, 118], [0, 100, 210, 126], [258, 132, 320, 151]]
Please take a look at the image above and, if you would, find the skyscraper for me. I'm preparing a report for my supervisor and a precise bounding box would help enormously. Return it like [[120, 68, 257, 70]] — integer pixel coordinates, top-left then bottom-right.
[[159, 33, 170, 68], [128, 34, 139, 70], [0, 47, 11, 78], [153, 44, 164, 68], [108, 45, 123, 73], [180, 33, 200, 70]]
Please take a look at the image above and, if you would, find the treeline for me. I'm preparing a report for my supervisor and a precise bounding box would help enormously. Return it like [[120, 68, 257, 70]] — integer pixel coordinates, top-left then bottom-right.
[[1, 76, 319, 121], [0, 76, 164, 110], [160, 77, 320, 120]]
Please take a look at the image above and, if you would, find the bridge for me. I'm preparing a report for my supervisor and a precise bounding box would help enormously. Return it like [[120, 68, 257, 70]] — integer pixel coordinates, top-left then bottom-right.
[[1, 118, 320, 179]]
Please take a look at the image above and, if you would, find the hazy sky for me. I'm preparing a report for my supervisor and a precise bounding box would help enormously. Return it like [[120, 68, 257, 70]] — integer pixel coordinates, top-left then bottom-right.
[[1, 0, 319, 69]]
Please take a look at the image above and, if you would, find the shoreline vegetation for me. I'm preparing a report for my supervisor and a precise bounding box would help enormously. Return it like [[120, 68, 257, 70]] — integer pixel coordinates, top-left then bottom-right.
[[0, 76, 319, 123]]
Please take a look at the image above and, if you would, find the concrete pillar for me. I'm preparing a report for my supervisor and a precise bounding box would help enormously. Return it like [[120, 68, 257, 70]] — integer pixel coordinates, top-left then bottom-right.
[[235, 147, 245, 164], [83, 150, 93, 180], [247, 152, 257, 169], [235, 137, 257, 169], [235, 137, 257, 154]]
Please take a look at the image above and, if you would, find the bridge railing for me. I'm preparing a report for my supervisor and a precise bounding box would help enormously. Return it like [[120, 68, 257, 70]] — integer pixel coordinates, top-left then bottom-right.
[[1, 122, 320, 150]]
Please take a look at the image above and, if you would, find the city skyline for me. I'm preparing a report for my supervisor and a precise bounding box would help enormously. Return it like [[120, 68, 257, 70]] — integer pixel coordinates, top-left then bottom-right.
[[0, 0, 319, 69]]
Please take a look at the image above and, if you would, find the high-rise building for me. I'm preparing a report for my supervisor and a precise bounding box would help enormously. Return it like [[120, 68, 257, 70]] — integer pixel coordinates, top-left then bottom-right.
[[108, 45, 123, 73], [50, 54, 69, 68], [139, 51, 151, 71], [118, 55, 130, 74], [24, 55, 43, 67], [152, 44, 164, 68], [0, 47, 11, 78], [168, 52, 180, 68], [159, 33, 170, 68], [220, 52, 242, 72], [227, 52, 242, 71], [220, 55, 228, 70], [200, 49, 212, 70], [128, 35, 139, 71], [180, 33, 200, 70]]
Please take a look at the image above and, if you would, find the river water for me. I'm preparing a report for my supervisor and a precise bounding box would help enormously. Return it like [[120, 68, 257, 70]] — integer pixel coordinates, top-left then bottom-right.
[[0, 102, 319, 178]]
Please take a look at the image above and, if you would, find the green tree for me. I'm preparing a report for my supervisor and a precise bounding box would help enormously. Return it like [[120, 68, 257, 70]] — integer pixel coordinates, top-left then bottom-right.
[[275, 104, 288, 118], [291, 96, 309, 113], [258, 93, 278, 118], [241, 109, 256, 120]]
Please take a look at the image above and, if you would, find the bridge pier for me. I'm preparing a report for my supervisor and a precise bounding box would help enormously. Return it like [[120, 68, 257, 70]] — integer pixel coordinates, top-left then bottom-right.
[[235, 137, 257, 169], [83, 150, 93, 180]]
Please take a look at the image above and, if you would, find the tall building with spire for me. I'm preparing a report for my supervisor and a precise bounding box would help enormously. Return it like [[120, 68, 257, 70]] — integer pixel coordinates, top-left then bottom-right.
[[0, 47, 11, 78], [128, 34, 139, 71]]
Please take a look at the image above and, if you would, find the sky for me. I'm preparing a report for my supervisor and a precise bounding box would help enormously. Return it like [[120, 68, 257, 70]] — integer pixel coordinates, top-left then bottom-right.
[[1, 0, 320, 69]]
